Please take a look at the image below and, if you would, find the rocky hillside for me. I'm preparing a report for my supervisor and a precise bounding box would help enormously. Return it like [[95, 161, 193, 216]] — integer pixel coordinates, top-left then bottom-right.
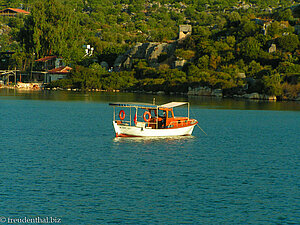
[[114, 41, 182, 70]]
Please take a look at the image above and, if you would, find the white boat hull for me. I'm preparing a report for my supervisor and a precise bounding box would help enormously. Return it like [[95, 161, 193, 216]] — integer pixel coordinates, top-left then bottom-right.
[[113, 121, 196, 137]]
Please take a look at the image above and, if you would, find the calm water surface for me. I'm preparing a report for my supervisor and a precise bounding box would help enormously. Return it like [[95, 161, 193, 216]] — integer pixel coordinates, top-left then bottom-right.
[[0, 89, 300, 224]]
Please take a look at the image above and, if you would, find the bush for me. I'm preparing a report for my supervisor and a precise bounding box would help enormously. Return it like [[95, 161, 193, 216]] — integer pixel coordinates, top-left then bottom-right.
[[175, 49, 195, 60], [277, 34, 299, 52], [282, 83, 300, 99], [48, 79, 73, 89], [262, 73, 283, 96]]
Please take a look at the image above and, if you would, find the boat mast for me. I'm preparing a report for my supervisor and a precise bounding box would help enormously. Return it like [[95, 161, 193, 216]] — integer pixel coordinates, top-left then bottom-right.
[[156, 105, 158, 128], [113, 107, 115, 121], [130, 107, 131, 126], [135, 106, 138, 124], [188, 102, 190, 119]]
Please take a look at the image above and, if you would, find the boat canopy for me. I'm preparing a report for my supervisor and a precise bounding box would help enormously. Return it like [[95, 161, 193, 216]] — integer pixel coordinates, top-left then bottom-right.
[[109, 102, 188, 109], [159, 102, 188, 108], [109, 102, 156, 108]]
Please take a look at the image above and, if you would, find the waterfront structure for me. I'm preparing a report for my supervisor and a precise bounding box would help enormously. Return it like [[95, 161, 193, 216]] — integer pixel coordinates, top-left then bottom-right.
[[34, 56, 71, 83]]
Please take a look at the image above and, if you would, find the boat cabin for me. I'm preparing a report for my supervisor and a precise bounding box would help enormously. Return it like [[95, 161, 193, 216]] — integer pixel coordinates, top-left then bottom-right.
[[146, 107, 189, 129]]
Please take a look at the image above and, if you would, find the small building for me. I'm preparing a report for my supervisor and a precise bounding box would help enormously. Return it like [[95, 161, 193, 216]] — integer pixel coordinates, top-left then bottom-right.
[[0, 8, 30, 17], [34, 56, 70, 83], [173, 59, 187, 69], [44, 66, 72, 83], [178, 25, 192, 40], [35, 56, 64, 71], [268, 44, 276, 53]]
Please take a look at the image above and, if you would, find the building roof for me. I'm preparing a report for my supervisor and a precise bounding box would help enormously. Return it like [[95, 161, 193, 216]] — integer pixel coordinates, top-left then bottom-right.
[[48, 66, 72, 74], [35, 56, 57, 62], [0, 8, 30, 14]]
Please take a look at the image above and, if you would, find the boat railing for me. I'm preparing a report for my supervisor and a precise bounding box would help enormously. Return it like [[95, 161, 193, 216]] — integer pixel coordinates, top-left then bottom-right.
[[169, 119, 197, 128], [116, 118, 197, 129], [116, 120, 131, 125]]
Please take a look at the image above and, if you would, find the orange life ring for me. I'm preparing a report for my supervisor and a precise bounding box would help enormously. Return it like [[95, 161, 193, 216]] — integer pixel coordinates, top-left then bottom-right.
[[143, 111, 151, 122], [119, 110, 125, 120]]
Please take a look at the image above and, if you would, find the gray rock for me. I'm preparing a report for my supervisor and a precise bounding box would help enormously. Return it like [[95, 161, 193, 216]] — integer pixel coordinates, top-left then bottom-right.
[[114, 42, 177, 69], [188, 86, 223, 97], [212, 89, 223, 97], [244, 93, 260, 99]]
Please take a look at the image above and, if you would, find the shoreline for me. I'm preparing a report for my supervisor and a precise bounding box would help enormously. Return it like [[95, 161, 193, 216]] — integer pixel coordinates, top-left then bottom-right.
[[2, 85, 300, 102]]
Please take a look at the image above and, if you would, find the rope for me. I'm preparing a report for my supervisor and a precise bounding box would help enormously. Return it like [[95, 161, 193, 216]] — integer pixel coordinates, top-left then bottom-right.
[[196, 123, 208, 136], [190, 107, 208, 136]]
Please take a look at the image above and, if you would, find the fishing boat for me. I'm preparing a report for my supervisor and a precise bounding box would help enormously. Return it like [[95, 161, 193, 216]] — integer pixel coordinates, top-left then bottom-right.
[[109, 101, 198, 137]]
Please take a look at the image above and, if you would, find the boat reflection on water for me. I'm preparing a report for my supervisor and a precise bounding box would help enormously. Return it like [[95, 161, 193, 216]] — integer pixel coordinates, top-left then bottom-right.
[[113, 135, 196, 143]]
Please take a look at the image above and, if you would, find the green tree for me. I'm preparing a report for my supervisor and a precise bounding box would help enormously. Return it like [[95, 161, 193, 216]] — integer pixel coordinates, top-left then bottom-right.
[[10, 51, 28, 71], [226, 36, 236, 48], [238, 20, 259, 38], [247, 60, 263, 78], [276, 9, 293, 21], [226, 12, 241, 27], [193, 26, 211, 38], [262, 73, 283, 96], [187, 64, 210, 85], [175, 49, 196, 60], [267, 21, 280, 38], [239, 37, 262, 60], [197, 55, 210, 70], [277, 61, 300, 73], [277, 34, 299, 52], [19, 0, 85, 63]]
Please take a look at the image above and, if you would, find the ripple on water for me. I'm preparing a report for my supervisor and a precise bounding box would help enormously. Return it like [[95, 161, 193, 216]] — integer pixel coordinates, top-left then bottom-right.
[[0, 97, 299, 224]]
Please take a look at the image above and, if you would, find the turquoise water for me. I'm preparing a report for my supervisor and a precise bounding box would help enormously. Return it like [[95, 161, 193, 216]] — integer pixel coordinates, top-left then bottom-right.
[[1, 89, 300, 224]]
